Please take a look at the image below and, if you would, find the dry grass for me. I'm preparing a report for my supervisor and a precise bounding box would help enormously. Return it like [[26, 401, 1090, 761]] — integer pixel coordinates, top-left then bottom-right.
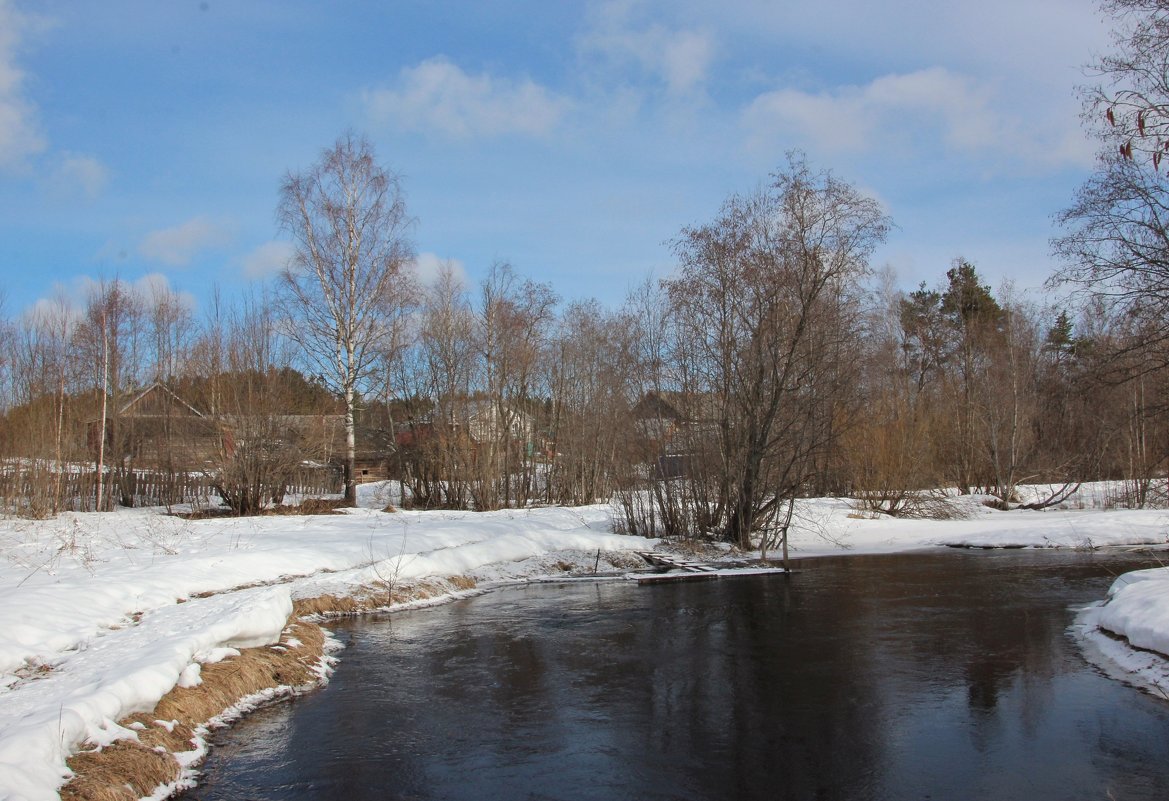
[[60, 619, 327, 801], [294, 575, 478, 619], [61, 741, 180, 801], [281, 498, 347, 516], [448, 575, 476, 591], [292, 592, 360, 617], [62, 573, 478, 799], [174, 497, 348, 520]]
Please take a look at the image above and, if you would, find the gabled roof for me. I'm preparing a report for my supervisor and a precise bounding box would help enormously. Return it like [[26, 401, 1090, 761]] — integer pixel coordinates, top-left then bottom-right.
[[118, 382, 206, 418], [632, 391, 720, 424]]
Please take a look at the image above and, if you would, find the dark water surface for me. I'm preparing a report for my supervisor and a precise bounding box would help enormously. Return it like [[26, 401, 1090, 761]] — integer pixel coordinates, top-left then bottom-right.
[[184, 550, 1169, 800]]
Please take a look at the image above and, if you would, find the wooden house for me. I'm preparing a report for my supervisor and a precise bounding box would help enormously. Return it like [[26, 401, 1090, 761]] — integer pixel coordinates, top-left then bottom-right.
[[630, 391, 720, 479], [87, 382, 222, 470]]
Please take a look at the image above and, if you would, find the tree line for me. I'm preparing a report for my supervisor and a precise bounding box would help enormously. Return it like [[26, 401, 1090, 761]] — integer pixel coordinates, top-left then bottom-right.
[[0, 158, 1162, 528]]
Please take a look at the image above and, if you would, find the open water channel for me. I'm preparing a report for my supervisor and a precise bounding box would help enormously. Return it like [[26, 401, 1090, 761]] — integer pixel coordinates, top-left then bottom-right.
[[183, 550, 1169, 800]]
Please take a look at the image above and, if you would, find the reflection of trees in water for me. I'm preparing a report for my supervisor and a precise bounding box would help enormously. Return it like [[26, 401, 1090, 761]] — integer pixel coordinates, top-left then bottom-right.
[[615, 576, 890, 799], [835, 554, 1071, 716]]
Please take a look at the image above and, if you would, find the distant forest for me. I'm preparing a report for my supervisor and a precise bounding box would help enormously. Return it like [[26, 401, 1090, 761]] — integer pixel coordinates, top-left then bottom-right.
[[0, 189, 1162, 534]]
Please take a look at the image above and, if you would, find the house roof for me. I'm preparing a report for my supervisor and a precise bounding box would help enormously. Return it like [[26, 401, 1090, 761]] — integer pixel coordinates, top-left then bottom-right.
[[117, 382, 206, 418], [632, 391, 719, 424]]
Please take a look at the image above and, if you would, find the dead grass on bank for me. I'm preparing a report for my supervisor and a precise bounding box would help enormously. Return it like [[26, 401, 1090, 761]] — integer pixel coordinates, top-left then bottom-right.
[[61, 740, 180, 801], [61, 620, 326, 801], [60, 576, 478, 801], [292, 575, 478, 619], [174, 497, 350, 520]]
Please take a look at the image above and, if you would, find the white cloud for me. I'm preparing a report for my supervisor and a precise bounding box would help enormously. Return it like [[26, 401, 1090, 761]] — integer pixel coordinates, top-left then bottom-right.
[[363, 57, 572, 139], [23, 294, 81, 331], [138, 216, 234, 267], [0, 0, 46, 170], [240, 240, 295, 280], [133, 272, 198, 311], [742, 68, 992, 154], [48, 151, 109, 199], [741, 66, 1093, 167], [657, 30, 713, 95], [22, 273, 196, 324], [579, 1, 716, 96], [410, 252, 467, 288]]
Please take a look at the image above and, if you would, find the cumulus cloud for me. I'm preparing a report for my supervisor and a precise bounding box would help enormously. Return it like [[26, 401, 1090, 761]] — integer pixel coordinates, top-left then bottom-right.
[[410, 252, 468, 288], [48, 152, 109, 199], [23, 294, 81, 330], [241, 240, 295, 280], [579, 1, 716, 96], [138, 216, 234, 267], [0, 0, 47, 170], [739, 66, 1093, 167], [22, 273, 195, 325], [363, 57, 572, 139]]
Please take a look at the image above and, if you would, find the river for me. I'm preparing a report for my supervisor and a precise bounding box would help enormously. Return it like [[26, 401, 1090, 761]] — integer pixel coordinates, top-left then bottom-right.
[[182, 550, 1169, 800]]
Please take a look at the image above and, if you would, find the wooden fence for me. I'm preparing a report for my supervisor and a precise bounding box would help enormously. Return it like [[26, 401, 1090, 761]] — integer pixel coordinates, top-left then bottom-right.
[[0, 462, 343, 515]]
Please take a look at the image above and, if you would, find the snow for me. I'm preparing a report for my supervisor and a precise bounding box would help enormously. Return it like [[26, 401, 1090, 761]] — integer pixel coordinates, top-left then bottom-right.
[[0, 481, 1167, 800]]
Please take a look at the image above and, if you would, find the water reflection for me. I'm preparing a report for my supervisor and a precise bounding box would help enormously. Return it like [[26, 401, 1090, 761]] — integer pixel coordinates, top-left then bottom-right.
[[185, 550, 1169, 801]]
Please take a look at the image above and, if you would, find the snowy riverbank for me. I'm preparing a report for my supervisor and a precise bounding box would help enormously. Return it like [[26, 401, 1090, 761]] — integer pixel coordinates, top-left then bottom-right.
[[1, 484, 1167, 800]]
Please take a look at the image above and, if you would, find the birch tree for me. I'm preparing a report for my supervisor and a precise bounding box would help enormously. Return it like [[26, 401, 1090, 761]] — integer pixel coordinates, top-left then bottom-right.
[[278, 132, 414, 505]]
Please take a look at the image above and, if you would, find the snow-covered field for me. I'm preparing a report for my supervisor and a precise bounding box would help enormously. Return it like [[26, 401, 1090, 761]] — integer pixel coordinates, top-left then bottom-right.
[[1, 483, 1167, 800]]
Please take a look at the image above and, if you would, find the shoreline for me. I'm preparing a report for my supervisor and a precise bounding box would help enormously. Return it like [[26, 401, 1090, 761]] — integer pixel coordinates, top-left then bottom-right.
[[60, 542, 1169, 800], [59, 549, 643, 801]]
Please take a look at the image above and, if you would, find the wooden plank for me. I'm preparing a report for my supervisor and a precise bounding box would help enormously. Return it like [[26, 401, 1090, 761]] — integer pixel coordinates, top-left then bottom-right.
[[635, 571, 721, 585], [642, 552, 717, 573]]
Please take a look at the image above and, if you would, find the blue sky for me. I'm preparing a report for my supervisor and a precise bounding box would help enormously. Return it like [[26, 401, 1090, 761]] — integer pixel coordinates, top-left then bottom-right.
[[0, 0, 1111, 318]]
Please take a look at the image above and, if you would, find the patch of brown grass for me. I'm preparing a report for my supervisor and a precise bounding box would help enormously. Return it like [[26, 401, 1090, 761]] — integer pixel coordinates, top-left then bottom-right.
[[605, 552, 644, 569], [62, 741, 180, 801], [173, 497, 350, 520], [279, 498, 347, 516], [123, 715, 196, 753], [63, 574, 482, 799], [294, 575, 479, 620], [60, 620, 327, 801], [172, 507, 235, 520], [448, 575, 476, 591], [293, 593, 359, 617]]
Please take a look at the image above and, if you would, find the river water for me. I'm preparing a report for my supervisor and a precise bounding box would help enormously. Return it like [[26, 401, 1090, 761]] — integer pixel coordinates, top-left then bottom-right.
[[183, 550, 1169, 800]]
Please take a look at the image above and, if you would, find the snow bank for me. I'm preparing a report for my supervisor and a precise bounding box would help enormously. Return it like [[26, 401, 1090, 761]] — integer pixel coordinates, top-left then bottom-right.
[[0, 499, 653, 800], [0, 586, 290, 801], [1095, 568, 1169, 657]]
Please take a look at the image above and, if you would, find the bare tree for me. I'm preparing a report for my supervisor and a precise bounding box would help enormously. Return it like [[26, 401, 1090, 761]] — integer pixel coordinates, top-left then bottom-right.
[[664, 155, 889, 552], [844, 270, 943, 516], [1086, 0, 1169, 168], [393, 263, 478, 508], [1055, 0, 1169, 368], [2, 297, 82, 515], [976, 285, 1041, 506], [146, 282, 194, 384], [475, 263, 558, 509], [278, 132, 415, 505], [77, 279, 145, 509], [546, 299, 638, 505], [1050, 0, 1169, 497], [200, 297, 331, 514]]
